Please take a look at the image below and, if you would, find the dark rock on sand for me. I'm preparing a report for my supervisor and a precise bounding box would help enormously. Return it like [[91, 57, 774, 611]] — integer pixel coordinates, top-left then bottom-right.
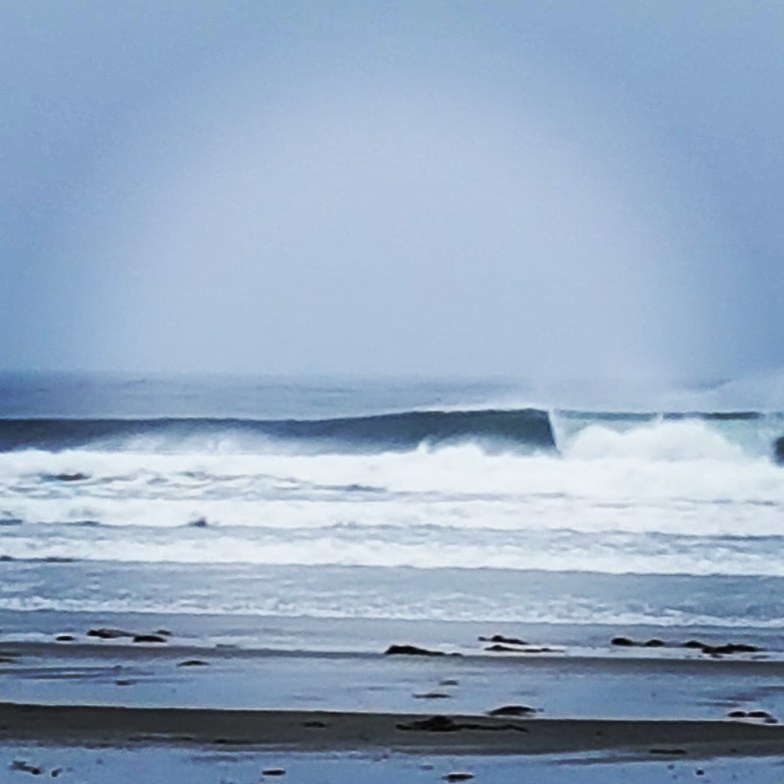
[[413, 691, 451, 700], [747, 710, 775, 720], [644, 638, 666, 647], [10, 759, 42, 774], [189, 517, 209, 528], [397, 715, 460, 732], [443, 774, 474, 782], [649, 748, 686, 755], [487, 705, 536, 717], [177, 659, 208, 667], [385, 644, 446, 656], [439, 679, 459, 686], [55, 634, 75, 642], [611, 636, 635, 646], [132, 633, 167, 643], [479, 634, 527, 646], [727, 710, 748, 718], [87, 627, 134, 639], [261, 769, 286, 776], [54, 472, 89, 482]]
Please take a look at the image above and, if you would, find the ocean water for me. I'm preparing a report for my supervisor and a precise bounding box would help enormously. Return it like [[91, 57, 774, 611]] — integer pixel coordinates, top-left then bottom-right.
[[1, 372, 784, 636]]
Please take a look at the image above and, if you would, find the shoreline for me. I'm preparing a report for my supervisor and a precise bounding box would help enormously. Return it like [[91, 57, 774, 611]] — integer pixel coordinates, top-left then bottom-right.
[[3, 701, 784, 757]]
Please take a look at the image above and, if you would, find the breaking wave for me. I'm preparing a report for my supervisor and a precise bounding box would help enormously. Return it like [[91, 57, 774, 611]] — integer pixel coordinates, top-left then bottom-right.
[[0, 409, 556, 454]]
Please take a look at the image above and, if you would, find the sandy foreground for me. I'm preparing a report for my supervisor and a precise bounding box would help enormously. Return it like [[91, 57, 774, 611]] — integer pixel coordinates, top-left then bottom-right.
[[2, 612, 784, 780]]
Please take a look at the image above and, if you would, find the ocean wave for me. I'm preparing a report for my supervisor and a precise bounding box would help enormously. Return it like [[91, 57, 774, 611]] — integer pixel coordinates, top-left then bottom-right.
[[0, 409, 556, 454]]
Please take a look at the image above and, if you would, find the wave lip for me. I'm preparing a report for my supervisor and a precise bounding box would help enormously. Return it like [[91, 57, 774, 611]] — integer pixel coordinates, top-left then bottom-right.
[[0, 408, 556, 454]]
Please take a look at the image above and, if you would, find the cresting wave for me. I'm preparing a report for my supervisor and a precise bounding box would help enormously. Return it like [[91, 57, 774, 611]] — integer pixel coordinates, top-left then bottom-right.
[[0, 409, 556, 454]]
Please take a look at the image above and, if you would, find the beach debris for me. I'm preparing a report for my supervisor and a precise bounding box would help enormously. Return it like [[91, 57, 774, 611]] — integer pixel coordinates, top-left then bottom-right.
[[397, 715, 529, 734], [479, 634, 527, 646], [484, 643, 558, 654], [611, 636, 635, 646], [54, 634, 75, 642], [486, 704, 536, 717], [261, 768, 286, 776], [728, 709, 777, 722], [132, 633, 167, 643], [413, 691, 452, 699], [177, 659, 208, 667], [10, 759, 43, 775], [443, 773, 474, 782], [611, 636, 666, 647], [696, 642, 761, 655], [397, 715, 460, 732], [611, 636, 762, 654], [53, 472, 89, 482], [87, 627, 133, 639], [385, 644, 449, 656]]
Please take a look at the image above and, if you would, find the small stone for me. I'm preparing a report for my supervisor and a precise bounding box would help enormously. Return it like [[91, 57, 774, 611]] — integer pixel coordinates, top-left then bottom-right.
[[261, 768, 286, 776], [611, 637, 635, 646], [487, 705, 536, 717], [413, 691, 451, 700], [55, 635, 75, 642], [87, 627, 133, 639], [10, 760, 42, 774], [132, 634, 167, 643], [177, 659, 208, 667], [385, 644, 445, 656], [397, 716, 459, 732], [443, 773, 474, 782], [479, 634, 527, 646]]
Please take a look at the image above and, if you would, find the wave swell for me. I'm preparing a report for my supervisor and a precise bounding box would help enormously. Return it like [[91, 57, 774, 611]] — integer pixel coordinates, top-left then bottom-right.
[[0, 408, 556, 454]]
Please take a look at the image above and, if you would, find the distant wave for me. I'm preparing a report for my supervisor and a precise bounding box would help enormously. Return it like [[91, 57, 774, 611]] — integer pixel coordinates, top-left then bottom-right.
[[0, 409, 556, 454], [560, 410, 777, 422]]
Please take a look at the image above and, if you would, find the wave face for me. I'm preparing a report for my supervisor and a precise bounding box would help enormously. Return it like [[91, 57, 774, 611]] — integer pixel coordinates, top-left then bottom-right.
[[3, 373, 784, 629], [0, 409, 556, 454]]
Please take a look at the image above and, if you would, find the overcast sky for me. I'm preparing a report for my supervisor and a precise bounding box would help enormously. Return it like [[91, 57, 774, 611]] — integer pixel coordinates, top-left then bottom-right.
[[2, 1, 783, 384]]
